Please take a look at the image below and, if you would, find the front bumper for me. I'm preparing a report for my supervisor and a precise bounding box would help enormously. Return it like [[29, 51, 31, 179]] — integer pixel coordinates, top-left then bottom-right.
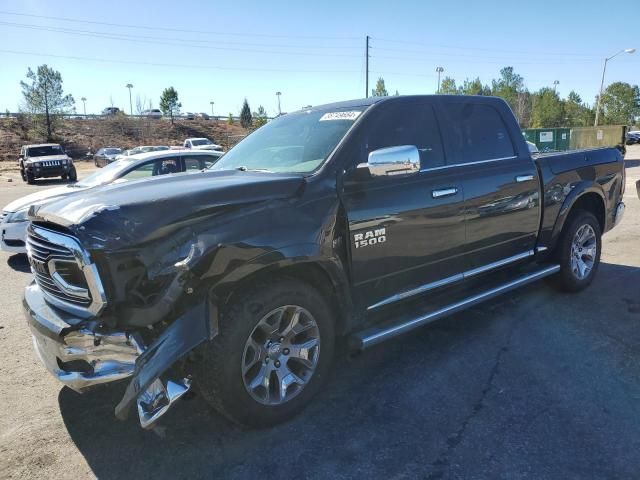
[[23, 282, 141, 392], [1, 221, 27, 254], [27, 165, 70, 179]]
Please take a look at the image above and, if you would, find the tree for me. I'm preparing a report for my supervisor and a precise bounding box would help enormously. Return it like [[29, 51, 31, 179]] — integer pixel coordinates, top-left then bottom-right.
[[439, 77, 458, 95], [460, 77, 490, 96], [240, 99, 252, 128], [491, 67, 525, 112], [530, 88, 565, 127], [227, 113, 234, 125], [20, 65, 75, 141], [159, 87, 181, 124], [371, 77, 389, 97], [564, 91, 594, 126], [252, 105, 268, 128], [599, 82, 640, 125]]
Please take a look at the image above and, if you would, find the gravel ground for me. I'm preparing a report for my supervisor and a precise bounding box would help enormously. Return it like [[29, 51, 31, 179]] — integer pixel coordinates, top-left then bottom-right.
[[0, 150, 639, 479]]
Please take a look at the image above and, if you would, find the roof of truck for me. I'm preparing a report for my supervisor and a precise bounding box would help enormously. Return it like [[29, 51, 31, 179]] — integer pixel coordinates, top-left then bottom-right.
[[302, 95, 505, 113], [22, 143, 61, 148]]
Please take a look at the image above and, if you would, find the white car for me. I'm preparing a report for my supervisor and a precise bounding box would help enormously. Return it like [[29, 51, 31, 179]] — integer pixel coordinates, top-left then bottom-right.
[[1, 149, 224, 255], [526, 141, 540, 155], [115, 145, 169, 160], [183, 137, 223, 151], [141, 109, 162, 119]]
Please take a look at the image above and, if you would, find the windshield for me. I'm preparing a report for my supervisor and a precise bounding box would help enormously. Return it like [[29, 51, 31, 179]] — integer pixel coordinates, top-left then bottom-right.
[[27, 145, 63, 157], [75, 159, 133, 187], [105, 148, 122, 155], [211, 108, 363, 173], [191, 139, 213, 146]]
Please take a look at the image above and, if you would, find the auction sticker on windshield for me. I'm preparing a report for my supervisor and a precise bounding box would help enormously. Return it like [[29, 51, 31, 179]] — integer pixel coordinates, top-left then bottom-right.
[[319, 111, 361, 121]]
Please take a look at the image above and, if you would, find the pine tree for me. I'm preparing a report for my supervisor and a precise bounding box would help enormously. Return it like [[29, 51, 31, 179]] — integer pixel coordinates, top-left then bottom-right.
[[159, 87, 181, 124], [240, 99, 252, 128]]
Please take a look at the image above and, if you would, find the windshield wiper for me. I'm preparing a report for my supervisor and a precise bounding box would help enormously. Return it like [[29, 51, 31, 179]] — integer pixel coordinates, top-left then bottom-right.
[[236, 166, 273, 173]]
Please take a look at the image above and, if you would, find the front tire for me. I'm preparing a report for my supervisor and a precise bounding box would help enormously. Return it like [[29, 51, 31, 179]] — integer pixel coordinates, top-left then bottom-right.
[[26, 170, 35, 184], [68, 166, 77, 182], [193, 278, 335, 427], [552, 210, 602, 292]]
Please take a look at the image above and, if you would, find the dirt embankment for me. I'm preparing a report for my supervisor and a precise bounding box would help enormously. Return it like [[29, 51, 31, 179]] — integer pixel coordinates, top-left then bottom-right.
[[0, 116, 249, 162]]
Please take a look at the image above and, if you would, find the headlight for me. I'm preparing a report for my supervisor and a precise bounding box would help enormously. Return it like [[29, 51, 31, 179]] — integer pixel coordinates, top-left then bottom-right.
[[5, 208, 29, 223], [34, 162, 41, 168]]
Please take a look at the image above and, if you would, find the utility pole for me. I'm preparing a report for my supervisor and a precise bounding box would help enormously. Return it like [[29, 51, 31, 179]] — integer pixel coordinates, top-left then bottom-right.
[[80, 97, 87, 117], [210, 101, 214, 116], [276, 91, 282, 115], [126, 83, 133, 115], [436, 66, 444, 93], [553, 80, 559, 93], [365, 35, 370, 98]]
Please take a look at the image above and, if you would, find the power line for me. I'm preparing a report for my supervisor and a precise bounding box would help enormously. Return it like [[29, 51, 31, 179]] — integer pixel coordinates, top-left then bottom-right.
[[0, 49, 361, 74], [0, 21, 362, 58], [373, 37, 608, 58], [0, 10, 359, 40]]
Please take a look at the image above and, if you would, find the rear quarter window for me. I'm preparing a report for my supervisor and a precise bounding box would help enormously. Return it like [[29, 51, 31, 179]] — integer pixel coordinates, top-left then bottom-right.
[[441, 103, 515, 164]]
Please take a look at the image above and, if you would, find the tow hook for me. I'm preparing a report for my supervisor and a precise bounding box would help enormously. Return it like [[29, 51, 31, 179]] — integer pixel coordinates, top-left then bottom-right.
[[137, 377, 192, 429]]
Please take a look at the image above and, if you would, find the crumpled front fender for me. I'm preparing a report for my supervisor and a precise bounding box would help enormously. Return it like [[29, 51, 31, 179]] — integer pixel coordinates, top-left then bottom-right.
[[114, 298, 214, 421]]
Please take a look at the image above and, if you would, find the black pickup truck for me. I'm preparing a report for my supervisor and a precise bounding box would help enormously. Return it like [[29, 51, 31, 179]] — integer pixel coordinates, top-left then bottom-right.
[[23, 95, 626, 429]]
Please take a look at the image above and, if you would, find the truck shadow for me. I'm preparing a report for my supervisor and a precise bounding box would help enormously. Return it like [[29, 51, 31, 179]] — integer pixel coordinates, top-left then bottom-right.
[[58, 261, 640, 479]]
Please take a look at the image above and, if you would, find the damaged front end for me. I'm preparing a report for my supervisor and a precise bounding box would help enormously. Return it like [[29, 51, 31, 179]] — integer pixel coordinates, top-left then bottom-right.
[[22, 222, 215, 429]]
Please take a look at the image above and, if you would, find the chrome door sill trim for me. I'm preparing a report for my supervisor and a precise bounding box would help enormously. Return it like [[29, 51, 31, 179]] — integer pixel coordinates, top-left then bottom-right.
[[368, 250, 535, 311], [355, 264, 560, 350]]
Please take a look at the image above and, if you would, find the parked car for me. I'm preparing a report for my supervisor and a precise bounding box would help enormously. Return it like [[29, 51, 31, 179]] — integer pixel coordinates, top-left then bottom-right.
[[142, 109, 162, 119], [115, 146, 169, 160], [180, 112, 195, 120], [22, 95, 625, 430], [625, 130, 640, 145], [94, 147, 123, 167], [102, 107, 121, 116], [18, 143, 77, 185], [183, 137, 223, 151], [197, 112, 210, 120], [527, 140, 540, 155], [1, 150, 223, 255]]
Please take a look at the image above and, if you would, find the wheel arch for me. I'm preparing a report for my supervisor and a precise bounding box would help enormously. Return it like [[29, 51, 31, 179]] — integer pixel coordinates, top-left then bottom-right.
[[211, 258, 353, 336], [549, 187, 606, 253]]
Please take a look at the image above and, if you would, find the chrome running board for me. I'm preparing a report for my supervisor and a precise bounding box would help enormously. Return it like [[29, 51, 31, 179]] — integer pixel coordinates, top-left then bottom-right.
[[353, 264, 560, 350]]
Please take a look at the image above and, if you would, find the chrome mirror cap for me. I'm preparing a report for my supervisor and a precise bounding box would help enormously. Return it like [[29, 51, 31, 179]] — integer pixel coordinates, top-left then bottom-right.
[[358, 145, 420, 177]]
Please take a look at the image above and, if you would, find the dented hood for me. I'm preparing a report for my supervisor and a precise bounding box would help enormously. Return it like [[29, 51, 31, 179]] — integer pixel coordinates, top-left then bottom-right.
[[30, 169, 305, 249]]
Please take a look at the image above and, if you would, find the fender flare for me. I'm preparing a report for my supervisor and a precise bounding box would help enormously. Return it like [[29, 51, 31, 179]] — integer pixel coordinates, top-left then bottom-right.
[[548, 183, 606, 252]]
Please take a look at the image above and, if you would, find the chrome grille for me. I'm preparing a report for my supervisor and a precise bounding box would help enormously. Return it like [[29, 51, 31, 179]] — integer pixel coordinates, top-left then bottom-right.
[[26, 225, 106, 317], [27, 231, 91, 308]]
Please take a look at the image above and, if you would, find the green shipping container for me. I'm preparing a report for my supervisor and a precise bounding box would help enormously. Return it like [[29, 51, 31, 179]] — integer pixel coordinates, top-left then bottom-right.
[[522, 128, 571, 152], [523, 126, 625, 152]]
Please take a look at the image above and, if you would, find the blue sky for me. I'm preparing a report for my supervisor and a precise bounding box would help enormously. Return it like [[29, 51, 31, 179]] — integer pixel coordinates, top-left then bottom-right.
[[0, 0, 637, 116]]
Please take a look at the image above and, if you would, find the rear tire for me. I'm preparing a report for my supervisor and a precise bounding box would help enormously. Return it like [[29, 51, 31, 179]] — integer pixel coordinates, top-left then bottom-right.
[[193, 278, 335, 427], [552, 210, 601, 292]]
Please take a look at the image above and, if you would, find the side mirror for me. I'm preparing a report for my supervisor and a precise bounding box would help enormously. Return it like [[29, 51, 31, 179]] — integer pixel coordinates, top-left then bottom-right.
[[357, 145, 420, 178]]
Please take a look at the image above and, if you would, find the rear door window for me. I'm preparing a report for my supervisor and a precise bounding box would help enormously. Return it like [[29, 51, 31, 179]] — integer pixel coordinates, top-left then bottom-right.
[[440, 103, 515, 164]]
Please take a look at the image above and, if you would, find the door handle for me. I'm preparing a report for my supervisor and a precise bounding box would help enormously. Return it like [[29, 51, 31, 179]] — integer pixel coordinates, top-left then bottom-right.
[[432, 187, 458, 199], [515, 174, 534, 183]]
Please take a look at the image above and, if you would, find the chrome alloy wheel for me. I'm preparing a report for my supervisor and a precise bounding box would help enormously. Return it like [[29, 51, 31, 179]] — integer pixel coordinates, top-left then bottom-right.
[[570, 224, 597, 280], [241, 305, 321, 405]]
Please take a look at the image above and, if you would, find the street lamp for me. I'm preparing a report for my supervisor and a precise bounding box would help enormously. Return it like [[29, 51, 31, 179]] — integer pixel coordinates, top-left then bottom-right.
[[80, 97, 87, 117], [210, 101, 215, 117], [594, 48, 635, 126], [435, 67, 444, 93], [553, 80, 559, 93], [125, 83, 134, 115], [276, 91, 282, 116]]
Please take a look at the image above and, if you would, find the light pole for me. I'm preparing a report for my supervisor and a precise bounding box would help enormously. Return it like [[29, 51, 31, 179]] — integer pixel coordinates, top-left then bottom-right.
[[125, 83, 134, 115], [436, 67, 444, 93], [594, 48, 635, 126], [553, 80, 559, 93], [80, 97, 87, 117], [276, 91, 282, 116], [210, 101, 215, 117]]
